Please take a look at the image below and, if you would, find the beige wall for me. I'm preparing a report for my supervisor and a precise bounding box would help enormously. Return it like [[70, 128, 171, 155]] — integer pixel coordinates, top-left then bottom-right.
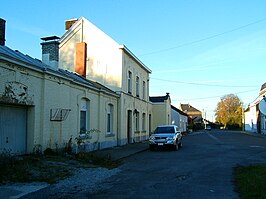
[[59, 17, 152, 146], [151, 100, 171, 132], [0, 59, 119, 153], [117, 50, 152, 145]]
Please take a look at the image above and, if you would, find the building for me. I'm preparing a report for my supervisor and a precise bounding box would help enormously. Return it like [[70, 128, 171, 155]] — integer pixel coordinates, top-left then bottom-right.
[[171, 105, 188, 132], [244, 82, 266, 134], [0, 18, 120, 154], [180, 103, 203, 130], [149, 93, 172, 132], [58, 17, 152, 145]]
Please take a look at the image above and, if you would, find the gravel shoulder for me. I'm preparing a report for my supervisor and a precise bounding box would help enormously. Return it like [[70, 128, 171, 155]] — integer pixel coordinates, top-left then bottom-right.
[[18, 167, 121, 199]]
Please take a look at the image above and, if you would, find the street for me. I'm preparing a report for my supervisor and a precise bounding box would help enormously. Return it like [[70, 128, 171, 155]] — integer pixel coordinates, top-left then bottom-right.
[[89, 131, 266, 199]]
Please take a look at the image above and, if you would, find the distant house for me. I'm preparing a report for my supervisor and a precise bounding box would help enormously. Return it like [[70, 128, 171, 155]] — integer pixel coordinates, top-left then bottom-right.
[[180, 103, 203, 130], [149, 93, 171, 132], [244, 82, 266, 134], [171, 105, 188, 132]]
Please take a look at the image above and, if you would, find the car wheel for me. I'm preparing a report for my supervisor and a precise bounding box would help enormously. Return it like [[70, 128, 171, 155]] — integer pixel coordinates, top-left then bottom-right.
[[149, 145, 155, 151], [174, 143, 179, 151]]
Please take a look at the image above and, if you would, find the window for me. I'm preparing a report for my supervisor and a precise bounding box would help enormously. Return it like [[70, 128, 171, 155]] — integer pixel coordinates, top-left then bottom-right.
[[80, 99, 89, 133], [107, 104, 113, 133], [142, 81, 146, 100], [136, 76, 139, 97], [135, 111, 139, 131], [128, 71, 132, 94], [142, 113, 146, 131]]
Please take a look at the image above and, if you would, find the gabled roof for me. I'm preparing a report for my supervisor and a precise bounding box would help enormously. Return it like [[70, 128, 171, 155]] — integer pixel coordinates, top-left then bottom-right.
[[149, 93, 170, 103], [0, 45, 118, 97], [171, 105, 188, 117], [180, 103, 201, 113], [261, 82, 266, 91], [0, 45, 51, 70], [59, 16, 152, 74]]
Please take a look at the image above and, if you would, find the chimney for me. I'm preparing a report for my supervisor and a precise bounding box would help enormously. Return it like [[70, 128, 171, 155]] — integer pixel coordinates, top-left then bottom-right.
[[40, 36, 60, 69], [75, 42, 87, 77], [0, 18, 6, 46], [65, 18, 78, 31]]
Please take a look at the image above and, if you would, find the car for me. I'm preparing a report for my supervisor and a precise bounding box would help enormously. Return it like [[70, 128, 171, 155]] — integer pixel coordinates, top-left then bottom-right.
[[149, 125, 182, 151], [205, 126, 211, 131]]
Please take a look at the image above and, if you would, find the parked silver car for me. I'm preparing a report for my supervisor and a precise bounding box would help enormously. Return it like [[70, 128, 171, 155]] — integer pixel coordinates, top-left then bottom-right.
[[149, 125, 182, 151]]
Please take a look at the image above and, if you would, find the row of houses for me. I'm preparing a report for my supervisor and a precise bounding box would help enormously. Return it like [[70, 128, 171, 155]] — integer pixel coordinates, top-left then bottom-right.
[[244, 83, 266, 134], [0, 17, 201, 154]]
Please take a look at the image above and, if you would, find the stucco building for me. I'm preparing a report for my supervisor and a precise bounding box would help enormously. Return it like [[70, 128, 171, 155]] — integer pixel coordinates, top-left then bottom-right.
[[58, 17, 152, 145], [0, 18, 121, 154], [244, 83, 266, 134]]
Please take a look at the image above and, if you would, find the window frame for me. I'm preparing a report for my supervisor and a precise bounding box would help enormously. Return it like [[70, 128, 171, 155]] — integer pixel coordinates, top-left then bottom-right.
[[107, 104, 113, 134], [128, 71, 132, 94], [136, 76, 139, 97]]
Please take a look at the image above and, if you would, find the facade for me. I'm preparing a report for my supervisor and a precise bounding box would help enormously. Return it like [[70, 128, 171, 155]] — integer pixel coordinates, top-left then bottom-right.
[[180, 103, 202, 130], [171, 105, 188, 132], [244, 83, 266, 134], [58, 17, 152, 145], [0, 18, 120, 154], [149, 93, 172, 132]]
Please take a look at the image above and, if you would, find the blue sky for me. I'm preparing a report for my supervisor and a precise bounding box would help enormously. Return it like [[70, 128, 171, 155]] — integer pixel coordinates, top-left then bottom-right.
[[1, 0, 266, 121]]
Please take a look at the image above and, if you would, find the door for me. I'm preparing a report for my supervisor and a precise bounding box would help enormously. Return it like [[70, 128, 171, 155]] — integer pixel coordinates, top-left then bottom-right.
[[0, 105, 27, 154], [127, 110, 132, 144]]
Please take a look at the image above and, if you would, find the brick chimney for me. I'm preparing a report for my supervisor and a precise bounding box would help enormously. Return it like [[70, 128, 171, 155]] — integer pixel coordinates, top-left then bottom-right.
[[0, 18, 6, 45], [40, 36, 60, 69], [65, 18, 78, 31]]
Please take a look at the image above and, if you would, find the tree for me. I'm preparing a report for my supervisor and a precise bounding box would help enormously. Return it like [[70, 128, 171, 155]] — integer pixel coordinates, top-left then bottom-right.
[[215, 94, 243, 129]]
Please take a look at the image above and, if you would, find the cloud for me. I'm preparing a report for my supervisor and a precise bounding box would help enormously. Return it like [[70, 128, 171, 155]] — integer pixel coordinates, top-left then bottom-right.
[[9, 22, 52, 37]]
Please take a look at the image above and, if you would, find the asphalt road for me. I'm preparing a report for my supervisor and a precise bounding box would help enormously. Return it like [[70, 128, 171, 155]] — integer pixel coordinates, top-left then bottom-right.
[[89, 130, 266, 199]]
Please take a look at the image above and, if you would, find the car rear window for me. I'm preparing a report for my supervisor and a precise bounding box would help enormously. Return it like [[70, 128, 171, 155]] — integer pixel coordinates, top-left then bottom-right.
[[154, 126, 175, 134]]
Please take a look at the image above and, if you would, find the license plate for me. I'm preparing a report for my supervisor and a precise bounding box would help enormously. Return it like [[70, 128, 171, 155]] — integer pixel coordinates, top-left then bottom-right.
[[158, 143, 164, 146]]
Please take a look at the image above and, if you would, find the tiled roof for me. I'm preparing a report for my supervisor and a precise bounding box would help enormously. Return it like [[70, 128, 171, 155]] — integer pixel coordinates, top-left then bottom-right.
[[180, 103, 201, 113], [171, 105, 188, 116], [261, 82, 266, 91], [149, 94, 170, 103]]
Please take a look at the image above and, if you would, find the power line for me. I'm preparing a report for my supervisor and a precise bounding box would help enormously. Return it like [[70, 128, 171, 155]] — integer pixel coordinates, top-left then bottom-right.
[[151, 77, 258, 88], [140, 17, 266, 56], [173, 89, 258, 102]]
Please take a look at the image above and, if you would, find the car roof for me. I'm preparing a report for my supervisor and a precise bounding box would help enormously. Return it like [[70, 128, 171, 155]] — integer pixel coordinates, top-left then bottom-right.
[[157, 125, 178, 128]]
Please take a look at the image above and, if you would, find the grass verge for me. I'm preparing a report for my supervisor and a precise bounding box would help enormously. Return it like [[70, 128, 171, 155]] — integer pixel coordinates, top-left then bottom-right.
[[234, 164, 266, 199], [0, 151, 120, 184]]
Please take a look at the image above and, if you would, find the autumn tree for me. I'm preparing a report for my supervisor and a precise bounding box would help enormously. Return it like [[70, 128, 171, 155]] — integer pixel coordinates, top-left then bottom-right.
[[215, 94, 243, 129]]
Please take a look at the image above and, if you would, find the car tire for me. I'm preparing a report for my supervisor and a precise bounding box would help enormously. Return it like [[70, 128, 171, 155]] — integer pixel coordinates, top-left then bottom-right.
[[174, 143, 179, 151], [149, 145, 155, 151]]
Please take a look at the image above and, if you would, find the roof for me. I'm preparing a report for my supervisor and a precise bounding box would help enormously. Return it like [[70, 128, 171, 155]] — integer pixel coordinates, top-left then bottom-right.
[[171, 105, 188, 116], [149, 93, 170, 103], [0, 45, 118, 96], [119, 45, 152, 73], [261, 82, 266, 91], [59, 17, 152, 74], [180, 104, 201, 113]]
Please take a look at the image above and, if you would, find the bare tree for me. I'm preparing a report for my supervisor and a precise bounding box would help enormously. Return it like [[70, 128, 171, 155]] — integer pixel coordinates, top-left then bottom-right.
[[215, 94, 243, 129]]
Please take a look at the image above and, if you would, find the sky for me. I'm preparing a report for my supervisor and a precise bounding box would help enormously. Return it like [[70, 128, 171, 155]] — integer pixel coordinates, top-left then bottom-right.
[[1, 0, 266, 121]]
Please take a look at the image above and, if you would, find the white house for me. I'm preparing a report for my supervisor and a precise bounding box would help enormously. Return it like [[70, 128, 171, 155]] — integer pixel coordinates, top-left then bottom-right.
[[244, 82, 266, 134], [171, 105, 188, 132], [58, 17, 152, 145]]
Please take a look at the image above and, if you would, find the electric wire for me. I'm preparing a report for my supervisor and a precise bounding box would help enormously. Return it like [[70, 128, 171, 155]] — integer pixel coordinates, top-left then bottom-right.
[[172, 89, 258, 102], [151, 77, 258, 88], [140, 17, 266, 56]]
